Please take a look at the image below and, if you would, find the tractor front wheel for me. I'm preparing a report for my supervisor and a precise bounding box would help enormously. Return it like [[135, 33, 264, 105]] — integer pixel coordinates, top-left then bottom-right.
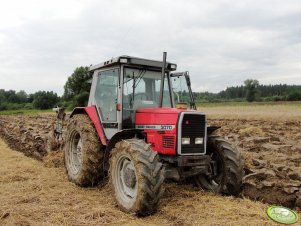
[[109, 139, 165, 216], [193, 136, 244, 196]]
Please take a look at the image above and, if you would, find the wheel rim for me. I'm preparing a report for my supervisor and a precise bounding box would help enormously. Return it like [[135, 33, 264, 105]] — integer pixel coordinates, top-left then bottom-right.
[[68, 131, 83, 175], [115, 154, 138, 204], [205, 151, 224, 190]]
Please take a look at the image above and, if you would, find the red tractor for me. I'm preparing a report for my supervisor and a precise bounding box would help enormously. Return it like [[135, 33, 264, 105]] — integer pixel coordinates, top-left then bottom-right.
[[64, 53, 244, 216]]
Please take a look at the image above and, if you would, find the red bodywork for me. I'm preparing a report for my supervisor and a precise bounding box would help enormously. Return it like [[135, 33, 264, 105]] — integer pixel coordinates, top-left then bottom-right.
[[136, 108, 188, 155], [72, 106, 193, 156]]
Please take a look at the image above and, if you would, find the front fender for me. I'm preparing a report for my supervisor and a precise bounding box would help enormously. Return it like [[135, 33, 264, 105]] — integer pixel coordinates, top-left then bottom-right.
[[207, 125, 221, 136], [106, 129, 144, 151]]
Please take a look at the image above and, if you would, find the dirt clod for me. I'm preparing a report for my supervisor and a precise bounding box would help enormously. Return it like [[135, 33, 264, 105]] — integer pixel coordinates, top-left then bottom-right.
[[211, 118, 301, 209], [1, 212, 10, 219]]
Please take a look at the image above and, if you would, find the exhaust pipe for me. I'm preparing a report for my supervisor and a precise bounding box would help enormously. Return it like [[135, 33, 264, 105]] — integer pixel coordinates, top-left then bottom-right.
[[159, 52, 167, 108]]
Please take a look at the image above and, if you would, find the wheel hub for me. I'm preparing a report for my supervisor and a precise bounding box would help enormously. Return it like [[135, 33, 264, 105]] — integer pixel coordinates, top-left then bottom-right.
[[116, 156, 138, 200], [124, 168, 136, 188]]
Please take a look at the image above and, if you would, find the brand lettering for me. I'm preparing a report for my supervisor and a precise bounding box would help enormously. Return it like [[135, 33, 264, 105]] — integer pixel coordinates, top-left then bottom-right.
[[136, 125, 174, 131]]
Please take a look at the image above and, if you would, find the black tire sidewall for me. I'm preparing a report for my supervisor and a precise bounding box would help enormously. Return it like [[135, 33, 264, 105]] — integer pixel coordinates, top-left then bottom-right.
[[195, 136, 243, 195], [109, 139, 164, 216], [200, 138, 226, 192], [110, 141, 144, 213]]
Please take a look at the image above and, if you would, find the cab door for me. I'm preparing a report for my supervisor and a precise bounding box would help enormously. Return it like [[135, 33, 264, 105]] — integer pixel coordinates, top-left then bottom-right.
[[91, 68, 120, 139]]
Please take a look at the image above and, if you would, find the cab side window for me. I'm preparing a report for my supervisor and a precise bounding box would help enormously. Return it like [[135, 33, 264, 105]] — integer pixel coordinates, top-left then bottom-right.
[[95, 69, 119, 122]]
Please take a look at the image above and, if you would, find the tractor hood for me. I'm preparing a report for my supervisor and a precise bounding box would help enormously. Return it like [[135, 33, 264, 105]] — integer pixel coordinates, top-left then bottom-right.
[[135, 108, 195, 126], [136, 108, 188, 114]]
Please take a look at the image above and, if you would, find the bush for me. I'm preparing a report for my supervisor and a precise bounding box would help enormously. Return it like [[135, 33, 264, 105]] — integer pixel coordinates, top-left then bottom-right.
[[273, 96, 285, 101], [6, 103, 25, 110], [261, 96, 286, 102], [287, 91, 301, 101], [0, 102, 8, 111], [33, 91, 59, 109], [24, 103, 34, 109]]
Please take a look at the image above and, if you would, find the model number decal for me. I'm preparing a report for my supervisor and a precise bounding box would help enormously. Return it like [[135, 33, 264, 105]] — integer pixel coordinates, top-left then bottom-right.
[[160, 125, 173, 130], [136, 125, 175, 130]]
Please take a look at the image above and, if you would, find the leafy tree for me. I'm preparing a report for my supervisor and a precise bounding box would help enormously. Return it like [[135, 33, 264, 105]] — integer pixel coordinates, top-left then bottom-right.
[[63, 66, 91, 101], [16, 90, 28, 103], [0, 89, 5, 102], [32, 91, 59, 109], [73, 91, 90, 107], [244, 79, 260, 102], [28, 94, 34, 103], [6, 90, 18, 103], [62, 66, 91, 109]]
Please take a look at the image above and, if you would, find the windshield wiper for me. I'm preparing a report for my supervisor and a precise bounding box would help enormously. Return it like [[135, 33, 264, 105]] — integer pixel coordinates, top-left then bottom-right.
[[133, 69, 146, 89]]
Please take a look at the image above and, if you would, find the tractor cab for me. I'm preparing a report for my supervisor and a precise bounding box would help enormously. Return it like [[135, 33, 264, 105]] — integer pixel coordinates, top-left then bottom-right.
[[88, 55, 195, 138]]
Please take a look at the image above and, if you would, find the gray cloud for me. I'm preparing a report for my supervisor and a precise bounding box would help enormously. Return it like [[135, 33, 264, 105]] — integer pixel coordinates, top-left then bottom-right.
[[0, 0, 301, 95]]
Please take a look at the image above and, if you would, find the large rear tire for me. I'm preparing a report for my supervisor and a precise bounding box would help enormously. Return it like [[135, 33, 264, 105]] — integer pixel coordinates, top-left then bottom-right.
[[64, 114, 104, 187], [194, 136, 244, 195], [109, 139, 165, 216]]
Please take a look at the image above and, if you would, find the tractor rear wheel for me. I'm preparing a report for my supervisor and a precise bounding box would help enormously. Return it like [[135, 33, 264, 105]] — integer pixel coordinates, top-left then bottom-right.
[[109, 139, 165, 216], [194, 136, 244, 195], [64, 114, 104, 187]]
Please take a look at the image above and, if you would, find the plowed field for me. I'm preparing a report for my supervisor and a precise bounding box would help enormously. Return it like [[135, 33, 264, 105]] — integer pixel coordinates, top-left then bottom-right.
[[0, 104, 300, 225]]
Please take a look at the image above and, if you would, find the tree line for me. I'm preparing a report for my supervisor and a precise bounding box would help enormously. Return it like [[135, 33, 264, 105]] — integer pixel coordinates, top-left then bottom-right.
[[0, 67, 91, 111], [1, 66, 301, 111], [195, 79, 301, 102], [0, 89, 59, 111]]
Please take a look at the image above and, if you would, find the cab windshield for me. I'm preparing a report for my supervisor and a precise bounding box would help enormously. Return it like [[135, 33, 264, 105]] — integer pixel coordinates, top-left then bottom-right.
[[122, 67, 172, 128]]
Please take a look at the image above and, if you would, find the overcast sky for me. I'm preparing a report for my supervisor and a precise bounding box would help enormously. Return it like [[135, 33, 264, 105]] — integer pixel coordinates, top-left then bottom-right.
[[0, 0, 301, 95]]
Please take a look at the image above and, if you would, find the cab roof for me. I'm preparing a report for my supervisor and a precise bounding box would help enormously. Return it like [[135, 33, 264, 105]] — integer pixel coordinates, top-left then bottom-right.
[[89, 55, 177, 72]]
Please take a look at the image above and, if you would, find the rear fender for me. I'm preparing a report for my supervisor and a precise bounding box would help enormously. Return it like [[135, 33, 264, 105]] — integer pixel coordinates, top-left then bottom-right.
[[70, 106, 107, 145]]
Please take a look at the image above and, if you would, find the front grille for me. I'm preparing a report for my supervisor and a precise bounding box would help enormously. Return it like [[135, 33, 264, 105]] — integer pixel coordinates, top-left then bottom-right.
[[180, 113, 206, 154], [163, 136, 175, 148]]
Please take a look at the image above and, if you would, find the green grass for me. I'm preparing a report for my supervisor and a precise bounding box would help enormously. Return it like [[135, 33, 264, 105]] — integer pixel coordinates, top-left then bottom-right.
[[0, 109, 53, 116]]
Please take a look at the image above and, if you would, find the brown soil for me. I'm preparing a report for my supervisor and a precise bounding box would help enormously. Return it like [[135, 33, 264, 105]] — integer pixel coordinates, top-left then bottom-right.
[[0, 108, 300, 224], [0, 114, 55, 160], [0, 139, 289, 225], [210, 118, 301, 209]]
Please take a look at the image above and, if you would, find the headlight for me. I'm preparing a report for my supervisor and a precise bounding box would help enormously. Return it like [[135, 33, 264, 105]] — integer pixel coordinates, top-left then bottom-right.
[[182, 138, 190, 145], [195, 137, 203, 144]]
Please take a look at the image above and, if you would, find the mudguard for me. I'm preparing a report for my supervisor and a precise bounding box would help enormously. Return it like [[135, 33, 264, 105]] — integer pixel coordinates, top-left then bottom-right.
[[70, 106, 107, 145], [207, 125, 221, 135]]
